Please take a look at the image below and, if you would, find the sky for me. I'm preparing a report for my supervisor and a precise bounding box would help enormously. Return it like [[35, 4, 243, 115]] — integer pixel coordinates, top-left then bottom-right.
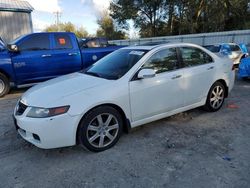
[[26, 0, 114, 35]]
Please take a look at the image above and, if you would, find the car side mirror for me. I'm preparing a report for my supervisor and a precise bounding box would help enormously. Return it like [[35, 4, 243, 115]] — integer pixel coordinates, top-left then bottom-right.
[[138, 68, 156, 79], [7, 44, 19, 52]]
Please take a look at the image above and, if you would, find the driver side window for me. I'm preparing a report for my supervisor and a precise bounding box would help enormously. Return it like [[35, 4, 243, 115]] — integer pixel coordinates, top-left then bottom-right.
[[19, 34, 50, 51], [142, 48, 178, 74]]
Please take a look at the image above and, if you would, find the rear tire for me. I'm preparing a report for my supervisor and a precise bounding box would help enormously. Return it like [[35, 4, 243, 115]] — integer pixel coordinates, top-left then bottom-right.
[[77, 106, 123, 152], [203, 82, 225, 112], [0, 73, 10, 98]]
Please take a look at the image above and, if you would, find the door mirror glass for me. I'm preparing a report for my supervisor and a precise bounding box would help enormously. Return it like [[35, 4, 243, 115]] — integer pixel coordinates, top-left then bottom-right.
[[138, 68, 156, 79], [7, 44, 19, 52]]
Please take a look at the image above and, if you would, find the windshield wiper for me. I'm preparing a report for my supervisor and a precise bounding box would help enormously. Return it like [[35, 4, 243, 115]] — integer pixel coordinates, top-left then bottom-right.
[[84, 71, 101, 78]]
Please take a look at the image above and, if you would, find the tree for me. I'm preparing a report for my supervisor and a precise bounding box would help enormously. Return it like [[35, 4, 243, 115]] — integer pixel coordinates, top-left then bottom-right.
[[109, 0, 250, 37], [110, 0, 168, 37], [96, 11, 127, 40], [44, 22, 89, 38]]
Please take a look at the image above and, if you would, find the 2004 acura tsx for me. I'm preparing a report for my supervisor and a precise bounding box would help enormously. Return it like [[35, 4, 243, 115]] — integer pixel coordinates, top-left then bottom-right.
[[14, 43, 235, 152]]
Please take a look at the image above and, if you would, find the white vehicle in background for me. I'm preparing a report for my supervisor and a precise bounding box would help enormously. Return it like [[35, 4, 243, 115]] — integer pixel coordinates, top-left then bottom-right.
[[14, 43, 235, 152], [204, 43, 248, 66]]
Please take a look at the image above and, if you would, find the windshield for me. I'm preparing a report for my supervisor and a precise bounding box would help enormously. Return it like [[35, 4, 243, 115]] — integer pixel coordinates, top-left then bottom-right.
[[9, 34, 27, 45], [84, 49, 148, 80], [204, 45, 220, 53], [0, 37, 5, 50], [0, 40, 5, 50]]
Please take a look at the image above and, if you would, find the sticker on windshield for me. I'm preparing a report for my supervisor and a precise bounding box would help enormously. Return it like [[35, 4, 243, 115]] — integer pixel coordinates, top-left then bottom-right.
[[129, 51, 145, 56]]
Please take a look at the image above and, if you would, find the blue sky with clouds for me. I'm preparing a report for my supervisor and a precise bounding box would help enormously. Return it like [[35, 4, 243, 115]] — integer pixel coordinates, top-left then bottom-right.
[[26, 0, 112, 34]]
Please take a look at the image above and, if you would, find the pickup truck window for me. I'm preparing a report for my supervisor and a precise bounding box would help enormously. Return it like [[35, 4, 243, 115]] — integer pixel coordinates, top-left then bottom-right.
[[86, 39, 100, 48], [54, 34, 73, 49], [19, 34, 50, 51]]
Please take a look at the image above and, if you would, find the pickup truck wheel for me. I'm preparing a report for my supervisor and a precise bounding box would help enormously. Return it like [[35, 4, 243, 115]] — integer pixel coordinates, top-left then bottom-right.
[[0, 73, 10, 98], [77, 106, 123, 152]]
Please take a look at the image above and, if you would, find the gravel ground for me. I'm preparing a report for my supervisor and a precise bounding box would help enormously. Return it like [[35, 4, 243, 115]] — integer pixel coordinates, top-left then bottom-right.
[[0, 78, 250, 188]]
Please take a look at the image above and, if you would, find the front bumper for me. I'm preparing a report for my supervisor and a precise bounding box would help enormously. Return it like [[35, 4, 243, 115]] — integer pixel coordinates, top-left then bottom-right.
[[14, 108, 81, 149]]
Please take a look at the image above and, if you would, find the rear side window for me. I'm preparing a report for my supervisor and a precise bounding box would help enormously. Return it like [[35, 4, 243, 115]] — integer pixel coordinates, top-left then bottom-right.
[[180, 47, 213, 67], [19, 34, 50, 51], [142, 48, 178, 74], [229, 44, 240, 52], [99, 38, 108, 47], [54, 34, 73, 49], [86, 39, 100, 48]]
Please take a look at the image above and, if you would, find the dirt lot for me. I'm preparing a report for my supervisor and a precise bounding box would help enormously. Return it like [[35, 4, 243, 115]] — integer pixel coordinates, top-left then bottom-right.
[[0, 77, 250, 188]]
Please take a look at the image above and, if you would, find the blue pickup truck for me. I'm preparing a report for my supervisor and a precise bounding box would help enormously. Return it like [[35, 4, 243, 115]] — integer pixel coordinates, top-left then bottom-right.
[[0, 32, 123, 97]]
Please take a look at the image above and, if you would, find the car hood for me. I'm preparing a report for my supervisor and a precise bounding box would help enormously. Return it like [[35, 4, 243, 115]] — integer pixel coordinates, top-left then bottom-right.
[[21, 72, 110, 107]]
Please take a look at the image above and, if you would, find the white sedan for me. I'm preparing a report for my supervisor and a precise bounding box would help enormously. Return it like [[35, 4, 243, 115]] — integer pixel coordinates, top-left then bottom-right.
[[14, 43, 235, 152]]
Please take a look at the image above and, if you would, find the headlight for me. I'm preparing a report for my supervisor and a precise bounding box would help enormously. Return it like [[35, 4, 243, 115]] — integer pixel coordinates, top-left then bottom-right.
[[26, 106, 70, 118]]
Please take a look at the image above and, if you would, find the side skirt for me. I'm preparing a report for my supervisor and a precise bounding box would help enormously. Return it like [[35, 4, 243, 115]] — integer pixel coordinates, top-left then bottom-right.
[[130, 100, 206, 128]]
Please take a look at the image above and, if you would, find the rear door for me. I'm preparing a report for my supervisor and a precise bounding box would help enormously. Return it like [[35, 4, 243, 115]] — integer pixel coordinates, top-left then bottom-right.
[[179, 47, 215, 106], [129, 47, 185, 122], [50, 33, 82, 75]]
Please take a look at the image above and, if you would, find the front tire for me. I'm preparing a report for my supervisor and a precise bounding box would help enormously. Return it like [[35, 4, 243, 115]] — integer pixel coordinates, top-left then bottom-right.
[[77, 106, 123, 152], [204, 82, 225, 112], [0, 73, 10, 98]]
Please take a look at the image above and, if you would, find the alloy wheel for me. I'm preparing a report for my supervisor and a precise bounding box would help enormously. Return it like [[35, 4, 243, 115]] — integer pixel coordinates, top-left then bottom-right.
[[0, 79, 5, 94], [209, 85, 224, 109], [86, 113, 119, 148]]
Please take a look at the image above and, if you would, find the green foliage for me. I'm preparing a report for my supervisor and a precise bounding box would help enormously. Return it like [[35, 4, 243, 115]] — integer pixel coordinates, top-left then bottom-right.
[[96, 11, 127, 40], [110, 0, 250, 38], [44, 22, 89, 38]]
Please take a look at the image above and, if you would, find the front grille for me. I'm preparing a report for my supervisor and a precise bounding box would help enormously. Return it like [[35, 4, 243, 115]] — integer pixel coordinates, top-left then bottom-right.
[[16, 101, 28, 116]]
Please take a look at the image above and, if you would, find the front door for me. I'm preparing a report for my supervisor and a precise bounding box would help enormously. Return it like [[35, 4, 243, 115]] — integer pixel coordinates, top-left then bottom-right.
[[11, 33, 54, 84], [129, 48, 184, 122]]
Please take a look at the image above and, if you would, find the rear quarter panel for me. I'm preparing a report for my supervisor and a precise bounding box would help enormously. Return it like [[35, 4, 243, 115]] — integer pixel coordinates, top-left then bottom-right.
[[213, 55, 235, 92]]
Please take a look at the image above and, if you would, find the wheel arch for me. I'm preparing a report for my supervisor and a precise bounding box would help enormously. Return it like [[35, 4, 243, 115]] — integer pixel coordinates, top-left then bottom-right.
[[76, 103, 131, 145], [0, 69, 11, 81]]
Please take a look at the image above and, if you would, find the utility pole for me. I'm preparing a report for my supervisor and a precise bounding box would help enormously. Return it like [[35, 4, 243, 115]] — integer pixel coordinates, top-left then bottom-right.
[[54, 11, 62, 26]]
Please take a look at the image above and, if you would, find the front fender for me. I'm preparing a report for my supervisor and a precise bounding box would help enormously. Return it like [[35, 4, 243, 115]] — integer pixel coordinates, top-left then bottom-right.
[[0, 51, 16, 83]]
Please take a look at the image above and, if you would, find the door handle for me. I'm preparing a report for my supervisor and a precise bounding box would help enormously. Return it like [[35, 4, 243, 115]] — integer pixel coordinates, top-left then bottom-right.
[[207, 66, 214, 70], [68, 53, 78, 56], [41, 54, 52, 58], [171, 75, 182, 79]]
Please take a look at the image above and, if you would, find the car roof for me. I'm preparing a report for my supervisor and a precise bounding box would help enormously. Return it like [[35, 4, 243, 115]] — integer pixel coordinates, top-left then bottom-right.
[[122, 42, 204, 51], [204, 43, 238, 46]]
